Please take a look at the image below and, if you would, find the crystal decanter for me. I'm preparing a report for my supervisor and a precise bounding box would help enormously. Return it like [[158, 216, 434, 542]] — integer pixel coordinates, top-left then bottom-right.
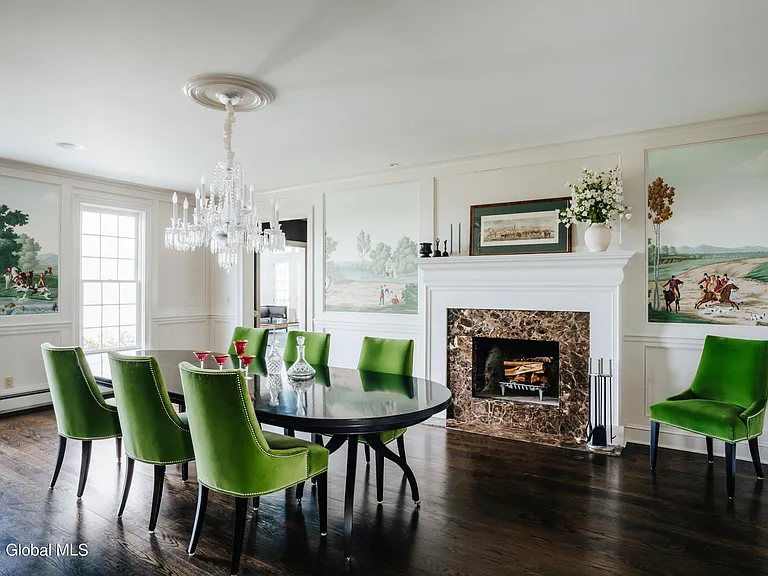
[[266, 330, 282, 375], [286, 336, 316, 381]]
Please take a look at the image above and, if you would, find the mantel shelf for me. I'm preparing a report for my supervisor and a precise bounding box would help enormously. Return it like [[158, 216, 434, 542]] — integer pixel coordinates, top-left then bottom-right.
[[416, 250, 636, 270]]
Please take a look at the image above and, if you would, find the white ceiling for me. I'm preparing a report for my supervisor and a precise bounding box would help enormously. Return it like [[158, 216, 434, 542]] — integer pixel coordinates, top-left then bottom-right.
[[1, 0, 767, 192]]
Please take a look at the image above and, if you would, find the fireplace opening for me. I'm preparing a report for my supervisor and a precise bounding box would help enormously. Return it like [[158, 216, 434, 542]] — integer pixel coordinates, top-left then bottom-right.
[[472, 337, 560, 406]]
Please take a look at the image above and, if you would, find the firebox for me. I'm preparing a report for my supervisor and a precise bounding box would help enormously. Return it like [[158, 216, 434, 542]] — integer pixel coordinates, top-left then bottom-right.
[[472, 336, 560, 406]]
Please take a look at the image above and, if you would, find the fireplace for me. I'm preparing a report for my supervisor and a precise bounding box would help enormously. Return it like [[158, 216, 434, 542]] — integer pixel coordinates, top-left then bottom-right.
[[446, 308, 590, 448], [472, 337, 560, 406]]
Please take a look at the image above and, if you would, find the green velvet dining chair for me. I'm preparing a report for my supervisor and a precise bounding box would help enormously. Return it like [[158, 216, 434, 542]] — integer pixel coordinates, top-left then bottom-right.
[[108, 353, 196, 533], [649, 335, 768, 499], [227, 326, 269, 357], [41, 343, 122, 499], [283, 330, 331, 365], [179, 362, 329, 576], [357, 336, 414, 504]]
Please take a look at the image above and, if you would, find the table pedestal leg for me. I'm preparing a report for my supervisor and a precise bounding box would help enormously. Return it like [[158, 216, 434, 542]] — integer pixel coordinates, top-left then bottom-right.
[[364, 433, 420, 504], [344, 435, 357, 561]]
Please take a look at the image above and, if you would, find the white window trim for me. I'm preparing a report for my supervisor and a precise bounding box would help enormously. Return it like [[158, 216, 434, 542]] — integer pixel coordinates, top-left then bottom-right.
[[76, 200, 148, 354]]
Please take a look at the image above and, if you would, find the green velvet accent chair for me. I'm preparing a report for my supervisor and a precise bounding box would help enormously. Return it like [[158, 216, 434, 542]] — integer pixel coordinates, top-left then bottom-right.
[[649, 335, 768, 499], [41, 343, 122, 499], [357, 336, 414, 504], [108, 353, 196, 532], [284, 331, 331, 365], [227, 326, 269, 357], [179, 362, 329, 575]]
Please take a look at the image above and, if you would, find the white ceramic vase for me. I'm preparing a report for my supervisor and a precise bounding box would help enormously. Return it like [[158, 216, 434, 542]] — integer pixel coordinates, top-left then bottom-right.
[[584, 223, 612, 252]]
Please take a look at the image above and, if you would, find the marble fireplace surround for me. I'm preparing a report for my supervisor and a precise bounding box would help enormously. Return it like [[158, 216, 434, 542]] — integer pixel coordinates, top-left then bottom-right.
[[416, 251, 635, 449], [447, 308, 590, 447]]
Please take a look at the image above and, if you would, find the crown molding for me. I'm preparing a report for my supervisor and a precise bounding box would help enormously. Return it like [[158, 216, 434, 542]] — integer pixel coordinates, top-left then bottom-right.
[[0, 158, 186, 198]]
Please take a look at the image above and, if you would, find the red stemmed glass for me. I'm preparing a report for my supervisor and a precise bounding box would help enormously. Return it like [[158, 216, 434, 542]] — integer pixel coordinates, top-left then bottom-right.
[[193, 350, 210, 369], [240, 354, 255, 379], [233, 340, 248, 356], [213, 353, 229, 370]]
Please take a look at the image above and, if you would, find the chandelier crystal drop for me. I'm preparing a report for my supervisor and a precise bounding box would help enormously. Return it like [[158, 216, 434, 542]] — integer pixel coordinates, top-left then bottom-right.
[[164, 93, 285, 270]]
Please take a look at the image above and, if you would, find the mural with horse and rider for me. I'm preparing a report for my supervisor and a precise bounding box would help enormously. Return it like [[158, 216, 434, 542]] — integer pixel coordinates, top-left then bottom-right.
[[647, 135, 768, 326], [0, 177, 60, 315]]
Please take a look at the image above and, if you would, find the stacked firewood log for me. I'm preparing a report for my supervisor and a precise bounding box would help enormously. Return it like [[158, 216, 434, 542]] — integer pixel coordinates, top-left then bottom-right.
[[503, 357, 552, 385]]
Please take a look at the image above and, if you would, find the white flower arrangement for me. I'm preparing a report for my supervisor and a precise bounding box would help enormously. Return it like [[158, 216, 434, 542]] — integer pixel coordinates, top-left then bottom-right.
[[557, 166, 631, 227]]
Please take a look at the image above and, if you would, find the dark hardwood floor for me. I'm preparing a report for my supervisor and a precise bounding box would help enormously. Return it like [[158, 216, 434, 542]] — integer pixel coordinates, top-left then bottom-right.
[[2, 410, 768, 575]]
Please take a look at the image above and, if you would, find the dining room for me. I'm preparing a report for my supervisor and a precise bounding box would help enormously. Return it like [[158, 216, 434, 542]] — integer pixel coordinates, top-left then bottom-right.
[[4, 2, 768, 575]]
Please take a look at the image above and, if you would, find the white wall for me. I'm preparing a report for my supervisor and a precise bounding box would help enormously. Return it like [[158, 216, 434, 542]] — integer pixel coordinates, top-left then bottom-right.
[[0, 161, 209, 412], [259, 111, 768, 460]]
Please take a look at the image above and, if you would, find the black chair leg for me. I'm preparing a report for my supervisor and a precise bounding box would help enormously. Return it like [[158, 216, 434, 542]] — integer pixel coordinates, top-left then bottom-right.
[[181, 462, 189, 482], [189, 484, 209, 555], [397, 435, 407, 462], [748, 438, 764, 479], [230, 497, 248, 576], [76, 440, 92, 499], [725, 442, 736, 499], [706, 437, 714, 464], [296, 481, 305, 503], [365, 444, 371, 465], [50, 435, 67, 489], [375, 450, 384, 504], [117, 457, 135, 518], [149, 465, 166, 533], [649, 421, 660, 471], [115, 437, 122, 461], [252, 496, 260, 511], [317, 472, 328, 537], [311, 434, 324, 486], [284, 428, 295, 437]]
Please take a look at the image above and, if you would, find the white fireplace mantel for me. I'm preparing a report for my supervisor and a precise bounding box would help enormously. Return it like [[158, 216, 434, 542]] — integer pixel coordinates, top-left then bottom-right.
[[416, 251, 636, 288], [416, 250, 635, 442]]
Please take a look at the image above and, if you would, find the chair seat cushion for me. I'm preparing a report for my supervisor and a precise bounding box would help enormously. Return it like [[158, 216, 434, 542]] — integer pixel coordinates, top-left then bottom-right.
[[359, 428, 407, 446], [105, 397, 117, 407], [177, 412, 190, 429], [650, 399, 748, 442], [263, 432, 329, 478]]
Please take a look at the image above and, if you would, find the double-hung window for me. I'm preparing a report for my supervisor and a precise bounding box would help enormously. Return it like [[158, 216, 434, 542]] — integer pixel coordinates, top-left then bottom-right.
[[80, 208, 144, 352]]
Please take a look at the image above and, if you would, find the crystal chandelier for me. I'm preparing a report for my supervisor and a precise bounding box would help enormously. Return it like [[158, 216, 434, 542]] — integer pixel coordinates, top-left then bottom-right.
[[164, 91, 285, 270]]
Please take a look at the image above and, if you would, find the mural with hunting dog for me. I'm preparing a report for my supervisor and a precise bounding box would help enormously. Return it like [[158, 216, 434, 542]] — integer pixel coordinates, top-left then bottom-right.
[[647, 135, 768, 325], [0, 177, 60, 315]]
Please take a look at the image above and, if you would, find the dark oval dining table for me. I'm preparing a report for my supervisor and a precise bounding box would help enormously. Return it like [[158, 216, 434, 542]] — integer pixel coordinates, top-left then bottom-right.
[[87, 349, 452, 559]]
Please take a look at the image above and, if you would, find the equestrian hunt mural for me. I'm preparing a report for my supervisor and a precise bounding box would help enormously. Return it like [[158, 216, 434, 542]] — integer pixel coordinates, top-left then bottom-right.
[[0, 176, 60, 315], [647, 134, 768, 325]]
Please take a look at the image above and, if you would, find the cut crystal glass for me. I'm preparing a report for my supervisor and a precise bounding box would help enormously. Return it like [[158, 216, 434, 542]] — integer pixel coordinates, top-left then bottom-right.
[[266, 330, 283, 375]]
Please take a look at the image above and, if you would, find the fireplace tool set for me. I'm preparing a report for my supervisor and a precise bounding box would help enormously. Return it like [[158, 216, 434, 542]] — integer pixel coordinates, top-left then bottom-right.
[[586, 358, 619, 454]]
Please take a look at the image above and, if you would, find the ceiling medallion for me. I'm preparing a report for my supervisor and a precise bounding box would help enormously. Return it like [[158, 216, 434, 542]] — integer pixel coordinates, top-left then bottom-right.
[[183, 74, 274, 112]]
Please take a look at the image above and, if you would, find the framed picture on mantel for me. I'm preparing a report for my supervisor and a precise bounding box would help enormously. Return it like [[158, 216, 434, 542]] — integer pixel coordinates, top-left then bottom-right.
[[470, 197, 571, 256]]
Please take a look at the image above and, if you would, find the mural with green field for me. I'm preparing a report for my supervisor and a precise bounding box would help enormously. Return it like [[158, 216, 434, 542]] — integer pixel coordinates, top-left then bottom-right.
[[324, 182, 418, 314], [0, 176, 60, 315], [647, 134, 768, 325]]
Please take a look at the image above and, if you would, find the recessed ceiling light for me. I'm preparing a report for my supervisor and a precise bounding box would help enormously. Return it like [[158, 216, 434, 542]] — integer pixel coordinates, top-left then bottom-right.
[[56, 142, 84, 150], [389, 162, 400, 167]]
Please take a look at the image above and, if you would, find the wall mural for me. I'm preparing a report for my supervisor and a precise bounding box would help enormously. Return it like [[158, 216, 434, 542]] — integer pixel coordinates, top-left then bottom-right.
[[0, 176, 60, 315], [324, 182, 419, 314], [647, 134, 768, 325]]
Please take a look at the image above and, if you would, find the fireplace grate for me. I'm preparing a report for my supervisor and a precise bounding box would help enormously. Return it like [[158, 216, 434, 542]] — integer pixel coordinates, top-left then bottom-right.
[[499, 381, 545, 402]]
